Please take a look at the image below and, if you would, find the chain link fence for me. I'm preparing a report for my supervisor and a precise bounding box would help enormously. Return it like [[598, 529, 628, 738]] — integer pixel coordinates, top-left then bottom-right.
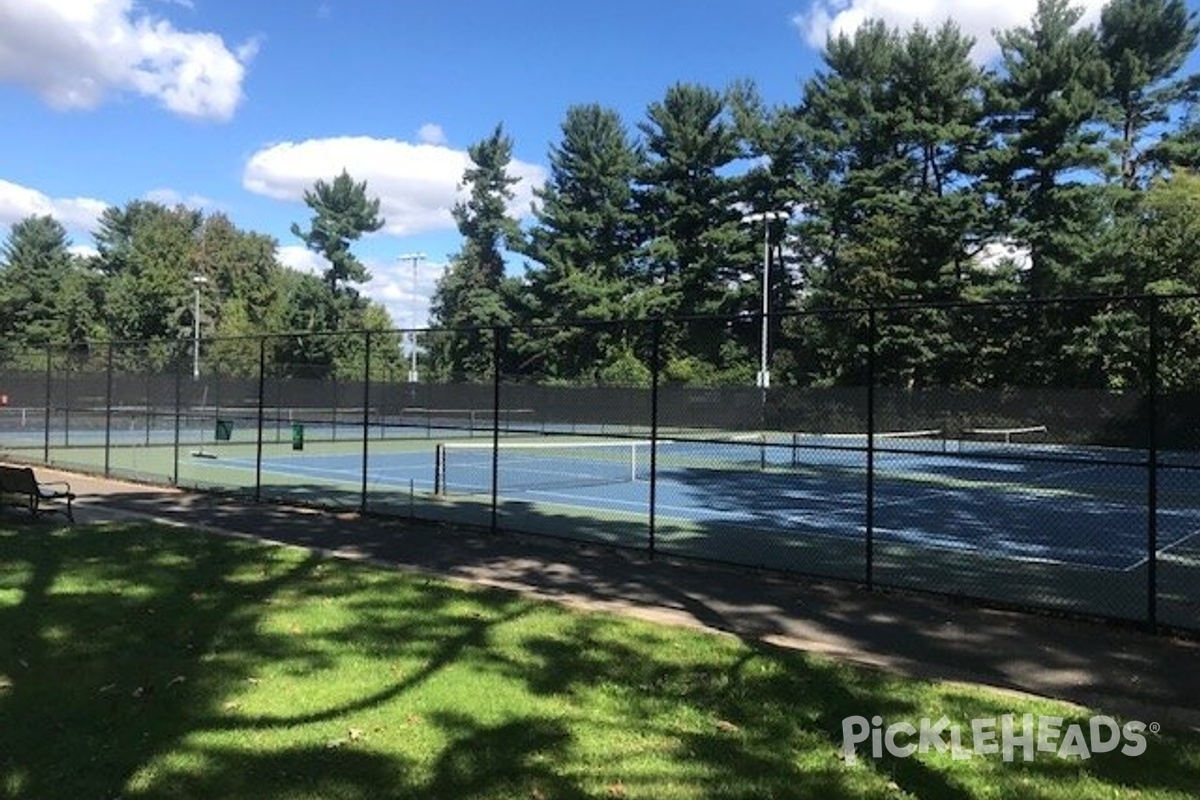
[[1, 296, 1197, 633]]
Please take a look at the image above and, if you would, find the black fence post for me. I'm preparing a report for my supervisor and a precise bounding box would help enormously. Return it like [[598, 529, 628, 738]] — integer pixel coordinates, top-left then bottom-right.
[[255, 337, 266, 503], [360, 331, 372, 515], [1147, 296, 1160, 628], [649, 318, 662, 557], [172, 343, 182, 486], [143, 366, 152, 447], [490, 327, 504, 534], [104, 341, 114, 478], [865, 307, 877, 591], [42, 345, 52, 464]]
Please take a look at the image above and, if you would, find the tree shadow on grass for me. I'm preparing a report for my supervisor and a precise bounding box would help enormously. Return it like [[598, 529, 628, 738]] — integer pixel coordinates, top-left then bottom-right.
[[506, 613, 974, 799], [5, 485, 1199, 799], [0, 518, 570, 800], [506, 611, 1200, 799]]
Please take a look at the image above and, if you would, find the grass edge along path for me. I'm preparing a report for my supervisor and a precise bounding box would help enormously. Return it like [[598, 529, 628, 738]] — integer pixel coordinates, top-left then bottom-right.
[[1, 520, 1198, 800]]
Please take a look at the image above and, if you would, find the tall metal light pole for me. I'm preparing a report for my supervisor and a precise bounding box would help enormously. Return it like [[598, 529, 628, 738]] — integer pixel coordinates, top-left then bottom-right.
[[398, 253, 426, 382], [191, 275, 208, 380], [740, 210, 788, 390]]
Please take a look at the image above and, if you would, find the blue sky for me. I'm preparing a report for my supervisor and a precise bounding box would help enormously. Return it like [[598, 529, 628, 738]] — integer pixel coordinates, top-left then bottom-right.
[[0, 0, 1138, 328]]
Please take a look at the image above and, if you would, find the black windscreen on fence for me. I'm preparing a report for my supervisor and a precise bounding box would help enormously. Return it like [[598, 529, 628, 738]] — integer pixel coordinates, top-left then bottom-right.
[[1, 296, 1197, 633]]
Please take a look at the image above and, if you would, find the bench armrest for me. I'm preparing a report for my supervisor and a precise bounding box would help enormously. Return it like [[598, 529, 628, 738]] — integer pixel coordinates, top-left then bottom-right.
[[37, 480, 73, 495]]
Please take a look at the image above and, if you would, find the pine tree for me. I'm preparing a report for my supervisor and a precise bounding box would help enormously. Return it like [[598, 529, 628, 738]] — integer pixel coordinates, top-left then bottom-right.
[[428, 124, 525, 379], [290, 170, 384, 299], [988, 0, 1110, 297], [636, 83, 743, 377], [0, 215, 76, 351], [1099, 0, 1200, 187], [523, 104, 645, 380]]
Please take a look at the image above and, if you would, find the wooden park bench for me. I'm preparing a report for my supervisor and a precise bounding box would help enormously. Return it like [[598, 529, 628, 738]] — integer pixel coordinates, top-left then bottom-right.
[[0, 465, 75, 523]]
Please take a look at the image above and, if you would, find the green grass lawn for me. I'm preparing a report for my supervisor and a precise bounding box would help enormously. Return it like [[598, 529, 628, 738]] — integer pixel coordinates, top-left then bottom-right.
[[1, 519, 1197, 800]]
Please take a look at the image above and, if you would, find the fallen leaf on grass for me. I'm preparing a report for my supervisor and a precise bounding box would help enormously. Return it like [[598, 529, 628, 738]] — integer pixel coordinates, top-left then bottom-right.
[[222, 701, 242, 711], [607, 781, 627, 797], [715, 719, 739, 733], [348, 728, 364, 742], [98, 684, 117, 694]]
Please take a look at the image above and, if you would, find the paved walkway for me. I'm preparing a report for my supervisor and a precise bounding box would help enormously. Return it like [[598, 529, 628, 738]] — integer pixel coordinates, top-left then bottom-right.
[[14, 466, 1200, 730]]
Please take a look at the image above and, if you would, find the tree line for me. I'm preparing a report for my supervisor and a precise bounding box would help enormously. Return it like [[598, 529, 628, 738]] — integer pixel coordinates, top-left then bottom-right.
[[430, 0, 1200, 390], [0, 173, 403, 379], [3, 0, 1200, 392]]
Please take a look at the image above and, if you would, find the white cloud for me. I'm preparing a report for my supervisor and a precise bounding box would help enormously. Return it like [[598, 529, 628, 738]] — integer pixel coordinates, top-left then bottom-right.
[[69, 243, 101, 259], [0, 179, 108, 239], [275, 245, 447, 328], [275, 244, 327, 276], [794, 0, 1107, 64], [363, 255, 449, 328], [417, 123, 448, 146], [243, 136, 548, 237], [0, 0, 255, 121]]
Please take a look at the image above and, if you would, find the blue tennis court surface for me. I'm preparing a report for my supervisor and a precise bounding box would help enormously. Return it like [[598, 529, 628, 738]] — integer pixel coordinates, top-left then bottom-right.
[[206, 437, 1200, 573]]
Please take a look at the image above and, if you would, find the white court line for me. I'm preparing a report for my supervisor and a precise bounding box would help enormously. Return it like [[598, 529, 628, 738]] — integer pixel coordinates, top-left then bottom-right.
[[214, 457, 434, 488], [1122, 527, 1200, 572]]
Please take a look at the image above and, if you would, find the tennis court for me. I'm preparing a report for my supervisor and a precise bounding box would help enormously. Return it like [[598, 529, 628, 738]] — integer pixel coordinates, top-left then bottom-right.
[[4, 401, 1198, 628], [170, 429, 1199, 575]]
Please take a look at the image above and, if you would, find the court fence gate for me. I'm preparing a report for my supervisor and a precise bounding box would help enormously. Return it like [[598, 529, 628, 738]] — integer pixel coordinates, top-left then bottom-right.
[[1, 295, 1197, 634]]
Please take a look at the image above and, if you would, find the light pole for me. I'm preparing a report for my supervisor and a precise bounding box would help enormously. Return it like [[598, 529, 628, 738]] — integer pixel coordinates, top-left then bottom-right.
[[191, 275, 208, 380], [740, 210, 788, 390], [398, 253, 426, 382]]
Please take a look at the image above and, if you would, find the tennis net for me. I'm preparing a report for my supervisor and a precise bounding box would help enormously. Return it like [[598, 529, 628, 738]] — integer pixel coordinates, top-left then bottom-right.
[[791, 427, 946, 450], [434, 438, 652, 495], [957, 425, 1049, 452]]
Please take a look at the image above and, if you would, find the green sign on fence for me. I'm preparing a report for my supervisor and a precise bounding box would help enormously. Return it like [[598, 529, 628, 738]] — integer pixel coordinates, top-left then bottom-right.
[[291, 422, 304, 450], [215, 419, 233, 441]]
